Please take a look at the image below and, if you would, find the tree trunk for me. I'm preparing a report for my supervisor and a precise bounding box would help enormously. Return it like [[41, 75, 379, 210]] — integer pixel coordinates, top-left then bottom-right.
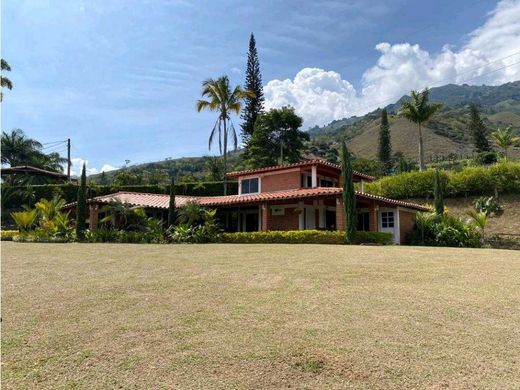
[[223, 117, 228, 196], [418, 123, 425, 171]]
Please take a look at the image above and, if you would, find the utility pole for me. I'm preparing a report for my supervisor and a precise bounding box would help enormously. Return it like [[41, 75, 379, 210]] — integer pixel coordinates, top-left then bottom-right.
[[67, 138, 71, 180]]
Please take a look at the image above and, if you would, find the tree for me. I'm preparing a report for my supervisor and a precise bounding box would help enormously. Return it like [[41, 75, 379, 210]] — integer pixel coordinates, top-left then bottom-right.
[[75, 164, 87, 239], [241, 34, 264, 148], [433, 170, 446, 215], [341, 140, 356, 243], [167, 177, 176, 228], [378, 109, 392, 174], [246, 106, 309, 168], [1, 129, 67, 172], [468, 104, 490, 153], [398, 89, 443, 171], [491, 126, 519, 161], [196, 76, 254, 195], [1, 58, 13, 102], [204, 156, 224, 181]]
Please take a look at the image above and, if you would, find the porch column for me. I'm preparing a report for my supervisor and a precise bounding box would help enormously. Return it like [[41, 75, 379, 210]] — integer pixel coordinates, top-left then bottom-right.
[[318, 200, 325, 229], [335, 198, 345, 231], [311, 165, 318, 188], [369, 201, 378, 232], [89, 204, 99, 230], [261, 203, 270, 231], [359, 179, 364, 193]]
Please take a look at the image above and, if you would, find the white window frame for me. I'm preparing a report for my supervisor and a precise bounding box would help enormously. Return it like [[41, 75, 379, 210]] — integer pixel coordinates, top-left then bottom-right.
[[238, 176, 261, 195]]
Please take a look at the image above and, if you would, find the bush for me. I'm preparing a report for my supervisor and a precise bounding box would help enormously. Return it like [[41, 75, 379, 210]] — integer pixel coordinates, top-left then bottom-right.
[[474, 151, 498, 165], [218, 230, 393, 245], [365, 162, 520, 199], [409, 212, 482, 248], [474, 196, 503, 217], [0, 230, 18, 241]]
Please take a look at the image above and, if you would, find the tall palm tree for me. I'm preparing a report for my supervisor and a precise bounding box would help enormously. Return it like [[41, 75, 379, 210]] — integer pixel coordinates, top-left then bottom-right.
[[1, 59, 13, 102], [398, 89, 443, 171], [491, 126, 519, 161], [196, 76, 254, 195]]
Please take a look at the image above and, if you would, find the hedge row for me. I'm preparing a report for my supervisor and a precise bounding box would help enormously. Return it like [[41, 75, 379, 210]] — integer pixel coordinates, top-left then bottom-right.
[[219, 230, 393, 245], [0, 230, 18, 241], [364, 162, 520, 199], [2, 181, 238, 210]]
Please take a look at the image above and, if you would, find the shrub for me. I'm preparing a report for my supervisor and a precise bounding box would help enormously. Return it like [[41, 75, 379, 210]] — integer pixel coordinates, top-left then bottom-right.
[[11, 210, 38, 232], [365, 162, 520, 199], [474, 196, 503, 217], [474, 151, 498, 165], [0, 230, 18, 241], [409, 212, 481, 248], [218, 230, 393, 245]]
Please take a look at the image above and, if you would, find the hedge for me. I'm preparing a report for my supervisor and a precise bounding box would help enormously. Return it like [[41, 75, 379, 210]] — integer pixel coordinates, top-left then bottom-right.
[[0, 230, 18, 241], [364, 162, 520, 199], [218, 230, 393, 245], [1, 181, 238, 210]]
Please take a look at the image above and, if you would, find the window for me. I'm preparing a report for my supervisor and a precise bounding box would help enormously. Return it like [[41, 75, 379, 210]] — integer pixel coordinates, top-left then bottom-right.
[[357, 212, 369, 231], [320, 178, 335, 187], [301, 174, 312, 188], [241, 178, 259, 194], [381, 211, 395, 228]]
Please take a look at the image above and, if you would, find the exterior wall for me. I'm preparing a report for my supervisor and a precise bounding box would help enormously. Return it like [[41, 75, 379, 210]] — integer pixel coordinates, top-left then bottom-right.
[[269, 207, 300, 230], [399, 209, 417, 244], [335, 199, 345, 231], [260, 170, 301, 192]]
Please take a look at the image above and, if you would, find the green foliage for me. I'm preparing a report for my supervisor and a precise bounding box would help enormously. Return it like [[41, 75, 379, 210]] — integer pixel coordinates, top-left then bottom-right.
[[241, 33, 264, 147], [378, 109, 392, 174], [1, 58, 13, 101], [76, 164, 87, 239], [197, 75, 254, 195], [474, 151, 498, 165], [492, 126, 520, 161], [341, 141, 356, 243], [365, 162, 520, 199], [392, 152, 419, 174], [351, 157, 384, 178], [433, 170, 447, 215], [469, 104, 491, 153], [0, 230, 18, 241], [167, 177, 176, 228], [474, 196, 502, 217], [246, 106, 309, 168], [409, 212, 481, 247], [10, 209, 37, 232], [398, 89, 443, 171], [218, 230, 393, 245]]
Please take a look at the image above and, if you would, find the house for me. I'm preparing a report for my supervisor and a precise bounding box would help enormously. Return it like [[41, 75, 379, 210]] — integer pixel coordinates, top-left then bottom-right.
[[64, 160, 429, 244]]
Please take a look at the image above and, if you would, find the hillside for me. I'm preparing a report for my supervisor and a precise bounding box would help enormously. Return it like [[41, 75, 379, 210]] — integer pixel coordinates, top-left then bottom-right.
[[91, 81, 520, 183]]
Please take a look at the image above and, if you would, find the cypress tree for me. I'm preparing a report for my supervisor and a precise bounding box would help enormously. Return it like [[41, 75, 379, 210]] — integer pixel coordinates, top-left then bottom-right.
[[167, 177, 176, 228], [469, 104, 490, 153], [241, 33, 264, 148], [341, 140, 356, 243], [75, 164, 87, 239], [433, 169, 445, 215], [378, 109, 392, 175]]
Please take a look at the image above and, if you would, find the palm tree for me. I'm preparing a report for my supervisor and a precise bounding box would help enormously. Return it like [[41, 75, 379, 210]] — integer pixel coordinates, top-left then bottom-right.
[[1, 59, 13, 102], [1, 129, 43, 166], [398, 89, 443, 171], [491, 126, 519, 161], [196, 76, 254, 195]]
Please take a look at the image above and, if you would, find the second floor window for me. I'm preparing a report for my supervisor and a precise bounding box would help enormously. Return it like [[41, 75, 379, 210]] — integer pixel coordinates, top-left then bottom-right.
[[241, 178, 259, 194]]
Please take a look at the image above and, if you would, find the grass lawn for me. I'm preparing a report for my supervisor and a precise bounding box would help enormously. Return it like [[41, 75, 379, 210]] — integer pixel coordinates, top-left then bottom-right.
[[2, 243, 520, 389]]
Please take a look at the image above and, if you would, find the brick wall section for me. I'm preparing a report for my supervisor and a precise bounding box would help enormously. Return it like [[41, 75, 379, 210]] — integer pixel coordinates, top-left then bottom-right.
[[261, 171, 301, 192], [335, 199, 345, 231], [269, 207, 300, 230], [399, 210, 416, 244], [369, 201, 378, 232], [88, 204, 99, 230], [261, 204, 270, 231]]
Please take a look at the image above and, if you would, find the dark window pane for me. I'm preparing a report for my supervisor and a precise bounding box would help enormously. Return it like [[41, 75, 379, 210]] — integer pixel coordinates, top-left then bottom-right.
[[250, 178, 259, 193], [241, 180, 249, 194]]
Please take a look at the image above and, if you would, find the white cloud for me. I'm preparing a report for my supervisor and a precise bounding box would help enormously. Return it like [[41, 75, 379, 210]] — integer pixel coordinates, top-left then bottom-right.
[[69, 158, 117, 176], [264, 0, 520, 128]]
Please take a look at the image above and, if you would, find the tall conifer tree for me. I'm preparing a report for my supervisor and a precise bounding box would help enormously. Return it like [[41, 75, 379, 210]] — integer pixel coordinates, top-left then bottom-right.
[[433, 169, 445, 215], [75, 164, 87, 239], [167, 177, 176, 228], [378, 109, 392, 174], [241, 34, 264, 148], [469, 104, 490, 153], [341, 141, 356, 243]]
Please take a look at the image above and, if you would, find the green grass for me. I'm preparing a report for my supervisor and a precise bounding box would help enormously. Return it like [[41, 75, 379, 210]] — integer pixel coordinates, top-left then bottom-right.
[[2, 243, 520, 389]]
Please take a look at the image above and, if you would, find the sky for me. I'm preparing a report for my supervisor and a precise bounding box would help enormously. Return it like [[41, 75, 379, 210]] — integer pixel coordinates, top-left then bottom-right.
[[2, 0, 520, 175]]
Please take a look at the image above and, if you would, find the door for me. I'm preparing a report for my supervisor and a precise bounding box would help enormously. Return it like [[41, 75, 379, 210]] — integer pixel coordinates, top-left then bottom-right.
[[379, 209, 398, 243], [244, 212, 259, 232]]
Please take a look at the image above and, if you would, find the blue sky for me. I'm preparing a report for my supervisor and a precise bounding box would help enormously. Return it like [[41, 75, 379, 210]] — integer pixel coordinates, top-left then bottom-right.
[[2, 0, 519, 174]]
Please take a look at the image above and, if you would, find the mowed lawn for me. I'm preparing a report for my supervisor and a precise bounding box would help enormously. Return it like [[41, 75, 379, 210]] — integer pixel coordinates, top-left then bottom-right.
[[2, 243, 520, 389]]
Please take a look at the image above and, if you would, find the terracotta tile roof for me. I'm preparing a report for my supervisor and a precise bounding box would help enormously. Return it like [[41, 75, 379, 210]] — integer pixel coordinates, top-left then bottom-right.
[[64, 189, 429, 212], [226, 159, 375, 181]]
